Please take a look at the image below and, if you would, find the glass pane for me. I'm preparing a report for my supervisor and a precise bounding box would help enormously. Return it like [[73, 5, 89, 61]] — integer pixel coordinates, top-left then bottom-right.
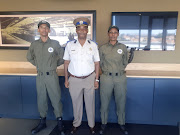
[[118, 30, 139, 48], [140, 30, 148, 49], [166, 29, 176, 50], [167, 18, 177, 29], [113, 16, 140, 29], [152, 19, 164, 29], [151, 30, 163, 50], [141, 16, 149, 29]]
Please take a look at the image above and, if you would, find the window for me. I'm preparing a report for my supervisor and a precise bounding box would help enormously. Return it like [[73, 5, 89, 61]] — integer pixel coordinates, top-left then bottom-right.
[[112, 12, 178, 51]]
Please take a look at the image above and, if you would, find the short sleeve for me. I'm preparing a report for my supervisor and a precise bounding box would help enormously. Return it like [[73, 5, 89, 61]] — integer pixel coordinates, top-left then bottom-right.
[[93, 44, 100, 62], [63, 42, 70, 60]]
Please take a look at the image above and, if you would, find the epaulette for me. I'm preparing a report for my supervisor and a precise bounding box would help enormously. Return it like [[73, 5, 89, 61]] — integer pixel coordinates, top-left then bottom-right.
[[66, 39, 76, 44], [64, 40, 75, 48], [88, 40, 98, 45]]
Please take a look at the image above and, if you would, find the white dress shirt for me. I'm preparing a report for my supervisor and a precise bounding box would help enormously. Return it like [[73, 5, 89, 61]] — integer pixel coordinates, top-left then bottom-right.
[[63, 39, 100, 77]]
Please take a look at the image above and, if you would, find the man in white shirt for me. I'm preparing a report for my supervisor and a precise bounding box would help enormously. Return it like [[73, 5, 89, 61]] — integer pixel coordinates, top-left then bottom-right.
[[63, 17, 100, 134]]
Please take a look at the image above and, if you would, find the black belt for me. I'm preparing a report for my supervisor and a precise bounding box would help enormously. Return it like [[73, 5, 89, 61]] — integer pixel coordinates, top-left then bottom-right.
[[69, 72, 94, 79], [37, 70, 55, 76], [39, 72, 50, 75], [103, 71, 126, 76]]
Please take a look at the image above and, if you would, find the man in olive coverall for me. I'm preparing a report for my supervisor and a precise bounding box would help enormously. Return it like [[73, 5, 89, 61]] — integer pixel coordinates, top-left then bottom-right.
[[99, 25, 128, 135], [27, 21, 64, 135]]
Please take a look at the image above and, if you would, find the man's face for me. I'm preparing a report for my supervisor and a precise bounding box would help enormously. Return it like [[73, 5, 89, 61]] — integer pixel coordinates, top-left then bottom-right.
[[76, 25, 88, 39], [38, 24, 50, 37], [108, 28, 119, 42]]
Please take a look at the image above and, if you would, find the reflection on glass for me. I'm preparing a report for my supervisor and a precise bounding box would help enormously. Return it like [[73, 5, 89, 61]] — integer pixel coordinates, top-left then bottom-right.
[[166, 29, 176, 50], [118, 30, 139, 48], [150, 30, 163, 50], [118, 29, 176, 51], [140, 30, 148, 49]]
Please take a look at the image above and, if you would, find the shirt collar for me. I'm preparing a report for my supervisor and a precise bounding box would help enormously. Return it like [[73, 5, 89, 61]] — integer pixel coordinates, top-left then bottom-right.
[[108, 41, 119, 46], [76, 39, 88, 47], [39, 37, 51, 43]]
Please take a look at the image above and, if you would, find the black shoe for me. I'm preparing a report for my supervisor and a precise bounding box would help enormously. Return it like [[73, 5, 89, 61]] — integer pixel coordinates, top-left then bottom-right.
[[70, 126, 78, 134], [90, 127, 95, 134], [99, 124, 106, 135], [49, 117, 65, 135], [57, 117, 65, 135], [119, 125, 128, 135], [31, 117, 47, 134]]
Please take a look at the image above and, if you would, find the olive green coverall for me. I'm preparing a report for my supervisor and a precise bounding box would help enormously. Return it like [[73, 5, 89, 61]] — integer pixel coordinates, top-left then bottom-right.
[[27, 38, 64, 118], [99, 42, 128, 125]]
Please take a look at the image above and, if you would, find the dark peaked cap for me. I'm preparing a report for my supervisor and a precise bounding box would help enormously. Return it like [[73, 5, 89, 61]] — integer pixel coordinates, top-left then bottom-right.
[[38, 20, 50, 28], [108, 25, 119, 32]]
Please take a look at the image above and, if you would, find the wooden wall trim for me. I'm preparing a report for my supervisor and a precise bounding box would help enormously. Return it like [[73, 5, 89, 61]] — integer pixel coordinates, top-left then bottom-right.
[[0, 61, 180, 78]]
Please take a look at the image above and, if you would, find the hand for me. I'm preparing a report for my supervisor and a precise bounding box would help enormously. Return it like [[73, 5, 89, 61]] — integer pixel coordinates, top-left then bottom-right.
[[94, 81, 99, 89], [64, 80, 69, 88]]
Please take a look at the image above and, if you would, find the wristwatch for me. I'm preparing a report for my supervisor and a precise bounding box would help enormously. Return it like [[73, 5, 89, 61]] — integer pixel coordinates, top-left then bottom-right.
[[95, 79, 99, 82]]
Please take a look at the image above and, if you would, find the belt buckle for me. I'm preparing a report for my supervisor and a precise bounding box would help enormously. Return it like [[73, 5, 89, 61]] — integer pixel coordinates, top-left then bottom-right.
[[82, 76, 86, 79]]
